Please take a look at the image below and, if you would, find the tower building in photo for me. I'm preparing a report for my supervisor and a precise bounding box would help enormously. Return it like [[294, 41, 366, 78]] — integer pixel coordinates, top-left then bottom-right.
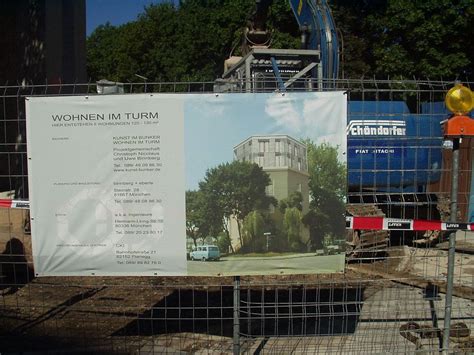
[[231, 135, 311, 250]]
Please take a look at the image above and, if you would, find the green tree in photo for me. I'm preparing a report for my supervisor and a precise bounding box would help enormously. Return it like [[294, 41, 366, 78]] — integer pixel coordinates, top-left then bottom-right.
[[305, 141, 346, 203], [279, 191, 303, 214], [242, 210, 266, 252], [283, 207, 303, 251], [199, 160, 274, 250], [216, 232, 232, 254], [185, 190, 211, 247], [303, 140, 346, 249]]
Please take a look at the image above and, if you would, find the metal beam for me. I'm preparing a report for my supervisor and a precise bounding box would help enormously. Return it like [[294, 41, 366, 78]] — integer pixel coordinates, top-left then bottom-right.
[[442, 137, 460, 353], [284, 62, 318, 89], [270, 57, 286, 92], [245, 54, 254, 93], [221, 48, 320, 78]]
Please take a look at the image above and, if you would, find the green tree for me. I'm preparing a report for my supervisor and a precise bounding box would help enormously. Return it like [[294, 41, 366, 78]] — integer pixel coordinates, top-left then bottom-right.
[[87, 1, 255, 82], [186, 190, 211, 247], [331, 0, 378, 77], [279, 191, 303, 213], [305, 141, 346, 203], [303, 140, 346, 249], [199, 160, 274, 249], [252, 0, 299, 53], [87, 0, 474, 82], [216, 232, 232, 254], [366, 0, 474, 79], [87, 23, 123, 81], [86, 0, 304, 82], [242, 210, 266, 252], [283, 207, 303, 251]]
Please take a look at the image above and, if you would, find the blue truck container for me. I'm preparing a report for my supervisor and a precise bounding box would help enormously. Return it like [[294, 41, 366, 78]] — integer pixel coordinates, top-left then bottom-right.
[[347, 101, 446, 191]]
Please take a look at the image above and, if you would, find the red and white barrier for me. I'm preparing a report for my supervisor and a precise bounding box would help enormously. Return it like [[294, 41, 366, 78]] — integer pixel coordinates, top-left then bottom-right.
[[0, 199, 30, 209], [346, 216, 473, 231], [0, 199, 471, 231]]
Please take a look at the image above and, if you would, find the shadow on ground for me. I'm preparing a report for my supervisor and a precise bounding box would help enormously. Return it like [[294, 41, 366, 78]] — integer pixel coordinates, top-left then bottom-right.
[[114, 286, 365, 338], [0, 238, 34, 295]]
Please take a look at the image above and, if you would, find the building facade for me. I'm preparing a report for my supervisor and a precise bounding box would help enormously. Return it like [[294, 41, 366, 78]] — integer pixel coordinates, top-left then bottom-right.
[[231, 135, 311, 250], [0, 0, 87, 85], [234, 135, 310, 213]]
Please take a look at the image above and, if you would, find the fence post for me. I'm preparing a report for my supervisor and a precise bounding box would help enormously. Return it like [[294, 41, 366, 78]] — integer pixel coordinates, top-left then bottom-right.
[[233, 275, 241, 354], [442, 137, 459, 353]]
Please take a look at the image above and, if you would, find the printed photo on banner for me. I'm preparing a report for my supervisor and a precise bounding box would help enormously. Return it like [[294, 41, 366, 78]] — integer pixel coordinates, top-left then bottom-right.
[[25, 92, 347, 276], [184, 93, 347, 276]]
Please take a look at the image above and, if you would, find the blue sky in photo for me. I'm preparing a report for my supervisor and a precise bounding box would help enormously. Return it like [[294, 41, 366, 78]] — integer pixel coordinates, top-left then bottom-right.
[[86, 0, 177, 35], [184, 92, 347, 190]]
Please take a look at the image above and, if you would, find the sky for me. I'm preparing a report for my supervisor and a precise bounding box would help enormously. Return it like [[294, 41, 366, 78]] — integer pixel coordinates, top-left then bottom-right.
[[184, 92, 347, 190], [86, 0, 177, 36]]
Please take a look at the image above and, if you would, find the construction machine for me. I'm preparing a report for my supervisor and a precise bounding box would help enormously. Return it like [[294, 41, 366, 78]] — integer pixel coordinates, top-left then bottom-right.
[[216, 0, 338, 93]]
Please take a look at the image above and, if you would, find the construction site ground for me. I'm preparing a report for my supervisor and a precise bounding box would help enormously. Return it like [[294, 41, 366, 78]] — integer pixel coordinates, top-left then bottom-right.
[[1, 210, 474, 353]]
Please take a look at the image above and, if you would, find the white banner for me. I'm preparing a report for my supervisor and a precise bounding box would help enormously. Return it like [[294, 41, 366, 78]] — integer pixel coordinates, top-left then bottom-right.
[[27, 92, 347, 276], [26, 95, 186, 276]]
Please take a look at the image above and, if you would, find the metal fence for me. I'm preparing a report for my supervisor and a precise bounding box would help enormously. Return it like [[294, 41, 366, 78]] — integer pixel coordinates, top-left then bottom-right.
[[1, 79, 474, 354]]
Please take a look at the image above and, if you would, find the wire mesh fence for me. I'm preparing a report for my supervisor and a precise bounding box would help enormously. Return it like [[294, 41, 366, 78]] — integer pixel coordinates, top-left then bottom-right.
[[1, 78, 473, 354]]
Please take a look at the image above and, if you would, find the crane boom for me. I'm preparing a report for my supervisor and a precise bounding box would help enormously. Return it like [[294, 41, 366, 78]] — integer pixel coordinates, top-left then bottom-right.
[[288, 0, 339, 80]]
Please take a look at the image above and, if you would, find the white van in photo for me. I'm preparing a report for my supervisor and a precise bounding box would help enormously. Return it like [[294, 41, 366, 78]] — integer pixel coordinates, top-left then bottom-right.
[[190, 245, 220, 261]]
